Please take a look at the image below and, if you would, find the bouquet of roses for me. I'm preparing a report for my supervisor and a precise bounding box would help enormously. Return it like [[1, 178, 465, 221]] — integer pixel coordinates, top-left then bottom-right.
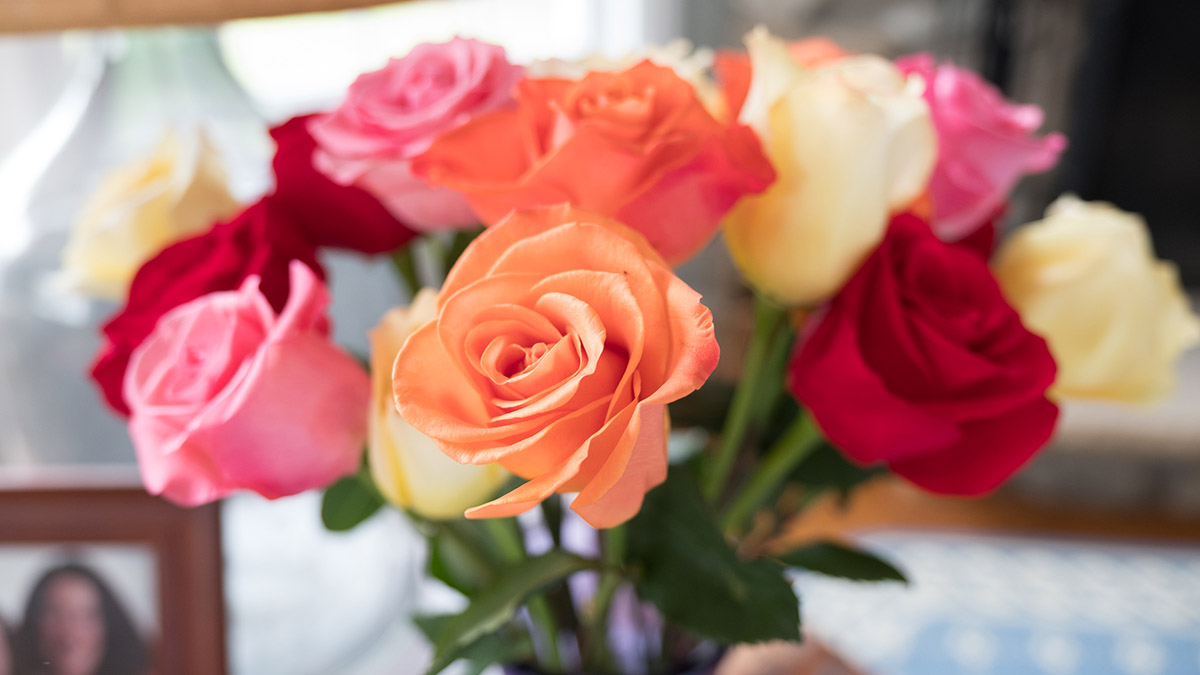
[[80, 28, 1199, 675]]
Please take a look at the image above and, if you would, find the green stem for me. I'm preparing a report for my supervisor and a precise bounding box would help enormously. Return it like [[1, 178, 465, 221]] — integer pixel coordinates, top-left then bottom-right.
[[526, 597, 563, 672], [751, 308, 797, 415], [701, 295, 789, 502], [584, 525, 627, 672], [719, 412, 822, 534], [425, 235, 449, 285], [539, 498, 581, 643], [444, 226, 483, 275], [389, 246, 421, 298], [481, 518, 563, 671], [541, 497, 563, 549]]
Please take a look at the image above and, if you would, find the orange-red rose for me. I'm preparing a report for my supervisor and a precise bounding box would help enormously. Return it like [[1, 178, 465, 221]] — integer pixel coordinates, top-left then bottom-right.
[[391, 205, 720, 528], [412, 61, 774, 265]]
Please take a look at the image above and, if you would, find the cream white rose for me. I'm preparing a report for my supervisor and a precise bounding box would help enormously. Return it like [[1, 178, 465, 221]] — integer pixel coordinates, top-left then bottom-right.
[[723, 27, 936, 306], [369, 289, 508, 519], [60, 131, 240, 300], [994, 195, 1200, 403]]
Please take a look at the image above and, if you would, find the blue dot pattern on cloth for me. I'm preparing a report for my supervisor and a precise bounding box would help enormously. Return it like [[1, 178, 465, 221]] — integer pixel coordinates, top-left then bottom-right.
[[792, 532, 1200, 675]]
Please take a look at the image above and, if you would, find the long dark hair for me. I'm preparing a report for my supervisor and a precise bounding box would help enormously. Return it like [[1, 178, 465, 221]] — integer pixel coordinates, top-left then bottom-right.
[[13, 563, 149, 675]]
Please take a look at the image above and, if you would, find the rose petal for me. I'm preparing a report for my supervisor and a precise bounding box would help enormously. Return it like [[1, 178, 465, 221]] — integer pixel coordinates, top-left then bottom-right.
[[394, 321, 494, 442], [571, 401, 668, 529], [190, 335, 367, 499], [889, 397, 1059, 495]]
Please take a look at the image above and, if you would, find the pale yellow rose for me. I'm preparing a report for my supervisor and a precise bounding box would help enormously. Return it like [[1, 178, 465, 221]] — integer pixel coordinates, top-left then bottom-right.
[[370, 289, 509, 519], [60, 131, 240, 301], [994, 195, 1200, 403], [723, 27, 936, 307]]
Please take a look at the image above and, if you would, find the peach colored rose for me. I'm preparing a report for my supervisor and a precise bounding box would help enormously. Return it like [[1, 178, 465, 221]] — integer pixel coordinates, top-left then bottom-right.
[[896, 54, 1066, 240], [412, 61, 774, 266], [310, 38, 523, 231], [392, 205, 720, 528], [125, 262, 369, 506]]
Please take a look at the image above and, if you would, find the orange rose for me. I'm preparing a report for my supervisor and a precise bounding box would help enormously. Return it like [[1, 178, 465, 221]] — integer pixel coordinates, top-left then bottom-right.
[[411, 61, 774, 266], [391, 205, 720, 528]]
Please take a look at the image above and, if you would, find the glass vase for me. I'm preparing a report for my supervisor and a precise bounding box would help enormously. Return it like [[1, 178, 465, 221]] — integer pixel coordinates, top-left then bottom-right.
[[0, 27, 270, 466]]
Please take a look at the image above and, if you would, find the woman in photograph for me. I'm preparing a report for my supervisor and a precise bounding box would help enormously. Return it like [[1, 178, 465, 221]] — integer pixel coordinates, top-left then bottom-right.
[[12, 564, 149, 675]]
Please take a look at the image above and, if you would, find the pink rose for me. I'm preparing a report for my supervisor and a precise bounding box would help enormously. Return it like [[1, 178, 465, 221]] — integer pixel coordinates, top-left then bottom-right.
[[897, 54, 1066, 240], [310, 38, 524, 231], [124, 262, 369, 506]]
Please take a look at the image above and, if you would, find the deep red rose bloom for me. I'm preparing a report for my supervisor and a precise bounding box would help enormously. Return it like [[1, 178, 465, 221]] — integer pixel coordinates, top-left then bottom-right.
[[789, 213, 1058, 494], [270, 115, 417, 254], [91, 199, 324, 415]]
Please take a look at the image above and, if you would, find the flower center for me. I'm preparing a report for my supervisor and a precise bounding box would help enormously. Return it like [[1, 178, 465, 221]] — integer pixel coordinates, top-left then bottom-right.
[[500, 341, 549, 378], [575, 84, 655, 125]]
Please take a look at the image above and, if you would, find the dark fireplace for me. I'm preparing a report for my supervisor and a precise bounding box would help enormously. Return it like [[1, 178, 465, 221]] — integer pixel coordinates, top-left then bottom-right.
[[1055, 0, 1200, 286]]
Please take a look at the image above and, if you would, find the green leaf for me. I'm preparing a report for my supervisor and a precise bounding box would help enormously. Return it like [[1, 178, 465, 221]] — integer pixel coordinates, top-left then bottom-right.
[[320, 469, 385, 532], [775, 541, 907, 584], [415, 614, 534, 674], [789, 441, 884, 498], [413, 614, 450, 643], [626, 470, 801, 645], [428, 550, 593, 674], [427, 521, 497, 594]]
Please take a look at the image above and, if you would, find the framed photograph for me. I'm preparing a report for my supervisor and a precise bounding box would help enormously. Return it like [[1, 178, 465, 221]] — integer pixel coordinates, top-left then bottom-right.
[[0, 468, 224, 675]]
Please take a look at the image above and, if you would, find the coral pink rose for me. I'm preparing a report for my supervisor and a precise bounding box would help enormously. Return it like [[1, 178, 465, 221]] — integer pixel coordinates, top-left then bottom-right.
[[125, 262, 369, 506], [896, 54, 1066, 240], [412, 61, 775, 265], [310, 38, 523, 231], [392, 205, 720, 528]]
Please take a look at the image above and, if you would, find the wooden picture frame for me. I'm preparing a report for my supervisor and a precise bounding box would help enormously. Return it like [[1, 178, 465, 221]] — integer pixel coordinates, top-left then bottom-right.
[[0, 468, 225, 675]]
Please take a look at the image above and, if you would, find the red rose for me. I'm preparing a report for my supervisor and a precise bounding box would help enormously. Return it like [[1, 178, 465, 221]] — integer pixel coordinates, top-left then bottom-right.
[[270, 115, 417, 254], [953, 205, 1003, 260], [91, 199, 324, 415], [789, 213, 1058, 494]]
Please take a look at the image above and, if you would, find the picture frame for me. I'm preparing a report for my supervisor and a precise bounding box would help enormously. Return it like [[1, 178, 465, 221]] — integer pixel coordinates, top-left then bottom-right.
[[0, 467, 225, 675]]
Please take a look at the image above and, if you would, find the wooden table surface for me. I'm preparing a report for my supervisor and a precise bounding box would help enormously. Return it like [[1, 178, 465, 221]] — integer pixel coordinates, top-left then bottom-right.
[[777, 478, 1200, 547]]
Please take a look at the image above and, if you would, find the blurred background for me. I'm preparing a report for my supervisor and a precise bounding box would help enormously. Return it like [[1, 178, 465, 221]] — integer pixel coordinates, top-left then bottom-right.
[[0, 1, 1196, 674]]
